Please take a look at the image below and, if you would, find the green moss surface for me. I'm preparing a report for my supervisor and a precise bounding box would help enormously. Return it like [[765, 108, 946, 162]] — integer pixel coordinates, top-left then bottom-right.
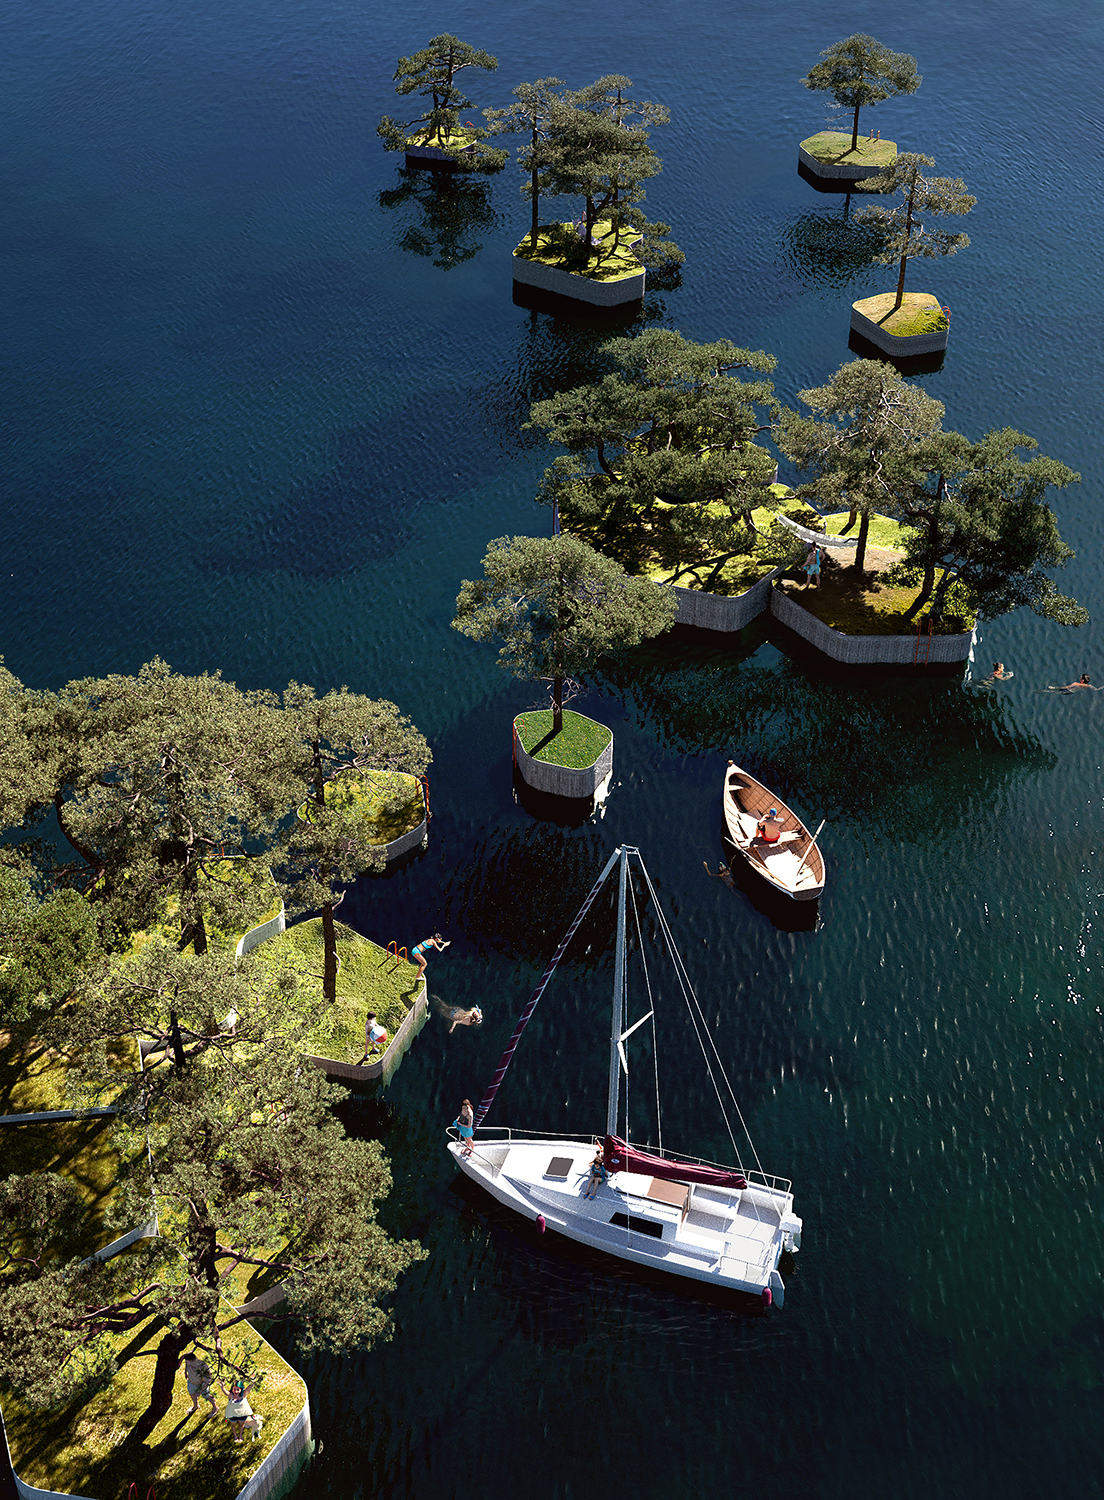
[[1, 1302, 306, 1500], [853, 291, 949, 337], [128, 857, 282, 957], [515, 711, 613, 769]]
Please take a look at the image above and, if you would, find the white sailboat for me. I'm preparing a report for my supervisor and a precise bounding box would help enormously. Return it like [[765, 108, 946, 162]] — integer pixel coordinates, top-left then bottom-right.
[[448, 845, 803, 1307]]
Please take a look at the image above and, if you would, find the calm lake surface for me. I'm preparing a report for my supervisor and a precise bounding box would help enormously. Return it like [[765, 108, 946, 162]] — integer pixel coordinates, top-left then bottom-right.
[[2, 1, 1103, 1496]]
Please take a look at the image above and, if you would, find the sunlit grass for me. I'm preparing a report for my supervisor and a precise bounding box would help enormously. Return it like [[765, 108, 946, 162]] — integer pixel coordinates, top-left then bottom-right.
[[515, 710, 613, 769], [800, 131, 897, 167]]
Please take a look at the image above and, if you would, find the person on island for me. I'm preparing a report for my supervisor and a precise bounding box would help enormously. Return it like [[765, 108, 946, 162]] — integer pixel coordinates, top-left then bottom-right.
[[802, 544, 821, 589], [454, 1098, 475, 1156], [411, 932, 450, 980], [180, 1351, 217, 1416], [219, 1376, 260, 1444], [356, 1012, 388, 1064], [756, 807, 784, 846]]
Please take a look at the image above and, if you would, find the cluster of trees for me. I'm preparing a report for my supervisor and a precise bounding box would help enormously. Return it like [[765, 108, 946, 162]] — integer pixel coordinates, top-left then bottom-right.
[[0, 666, 432, 1426], [379, 37, 682, 277], [451, 334, 1083, 706]]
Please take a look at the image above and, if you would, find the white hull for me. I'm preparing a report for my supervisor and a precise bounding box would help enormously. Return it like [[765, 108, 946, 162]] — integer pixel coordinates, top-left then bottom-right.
[[450, 1133, 801, 1305]]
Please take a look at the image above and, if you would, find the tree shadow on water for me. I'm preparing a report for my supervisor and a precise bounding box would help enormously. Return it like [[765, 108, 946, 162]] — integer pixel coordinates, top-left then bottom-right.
[[378, 168, 500, 271]]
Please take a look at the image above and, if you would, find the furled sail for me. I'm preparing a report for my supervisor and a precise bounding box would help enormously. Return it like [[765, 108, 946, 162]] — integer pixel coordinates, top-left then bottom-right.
[[474, 847, 621, 1129], [603, 1135, 748, 1190]]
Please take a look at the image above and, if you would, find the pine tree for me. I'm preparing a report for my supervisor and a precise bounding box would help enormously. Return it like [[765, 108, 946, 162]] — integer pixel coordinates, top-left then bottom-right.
[[855, 153, 975, 308], [453, 534, 676, 733], [801, 34, 920, 153], [377, 34, 507, 172]]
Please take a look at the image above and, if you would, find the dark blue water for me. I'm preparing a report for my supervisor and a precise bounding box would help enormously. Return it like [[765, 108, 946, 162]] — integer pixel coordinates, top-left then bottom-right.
[[3, 2, 1103, 1496]]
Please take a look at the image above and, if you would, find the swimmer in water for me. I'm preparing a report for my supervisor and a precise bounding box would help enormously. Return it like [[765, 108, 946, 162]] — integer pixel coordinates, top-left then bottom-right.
[[1043, 673, 1099, 693], [703, 859, 736, 888]]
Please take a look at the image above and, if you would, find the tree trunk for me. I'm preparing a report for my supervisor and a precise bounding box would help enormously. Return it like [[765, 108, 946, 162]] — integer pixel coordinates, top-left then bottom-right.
[[903, 560, 937, 620], [854, 510, 871, 573], [840, 507, 858, 534], [850, 103, 861, 153], [894, 173, 917, 310], [552, 676, 564, 735], [530, 124, 540, 250], [322, 898, 338, 1003], [169, 1009, 186, 1071], [134, 1324, 193, 1441]]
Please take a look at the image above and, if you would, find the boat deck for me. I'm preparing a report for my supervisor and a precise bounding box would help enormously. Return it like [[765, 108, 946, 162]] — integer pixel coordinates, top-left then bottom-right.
[[451, 1136, 800, 1300]]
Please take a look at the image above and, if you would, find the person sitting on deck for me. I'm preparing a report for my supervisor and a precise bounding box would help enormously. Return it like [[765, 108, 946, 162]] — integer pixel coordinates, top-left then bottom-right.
[[756, 808, 784, 845], [583, 1146, 609, 1199]]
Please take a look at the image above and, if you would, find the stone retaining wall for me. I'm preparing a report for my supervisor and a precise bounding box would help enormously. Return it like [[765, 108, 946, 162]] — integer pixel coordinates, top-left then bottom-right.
[[850, 302, 949, 356], [237, 902, 287, 958], [512, 252, 645, 306], [669, 566, 784, 632], [797, 146, 885, 182], [769, 585, 974, 665], [234, 1387, 312, 1500], [405, 142, 473, 168], [513, 718, 614, 798]]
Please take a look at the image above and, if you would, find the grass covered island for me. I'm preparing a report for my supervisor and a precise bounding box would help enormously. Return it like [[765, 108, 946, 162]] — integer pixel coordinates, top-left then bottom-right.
[[1, 1303, 306, 1500], [243, 917, 419, 1066], [779, 512, 974, 636], [297, 768, 425, 857], [514, 710, 613, 770], [513, 222, 644, 284], [852, 290, 949, 339], [799, 131, 897, 169]]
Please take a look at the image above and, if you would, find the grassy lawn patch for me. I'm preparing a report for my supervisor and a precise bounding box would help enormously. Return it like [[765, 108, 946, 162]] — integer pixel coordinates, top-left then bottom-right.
[[407, 128, 477, 151], [298, 769, 424, 850], [0, 1117, 140, 1255], [800, 131, 897, 168], [821, 511, 912, 550], [1, 1304, 305, 1500], [514, 222, 644, 283], [242, 918, 418, 1065], [515, 710, 612, 769], [854, 291, 948, 337]]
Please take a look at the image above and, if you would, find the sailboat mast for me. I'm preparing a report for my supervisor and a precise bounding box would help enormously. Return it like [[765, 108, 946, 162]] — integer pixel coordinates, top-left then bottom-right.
[[605, 846, 631, 1139]]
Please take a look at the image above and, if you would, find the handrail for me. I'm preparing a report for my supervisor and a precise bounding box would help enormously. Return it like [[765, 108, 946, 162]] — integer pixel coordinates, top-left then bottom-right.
[[448, 1125, 792, 1196]]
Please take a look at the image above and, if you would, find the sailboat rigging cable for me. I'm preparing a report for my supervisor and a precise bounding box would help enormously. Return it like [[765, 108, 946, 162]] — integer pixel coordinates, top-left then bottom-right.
[[636, 860, 768, 1184], [475, 845, 621, 1130]]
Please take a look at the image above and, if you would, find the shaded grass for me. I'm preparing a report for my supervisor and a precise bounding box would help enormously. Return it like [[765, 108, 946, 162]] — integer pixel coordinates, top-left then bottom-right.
[[800, 131, 897, 167], [513, 222, 644, 282], [779, 563, 973, 637], [1, 1305, 306, 1500], [574, 485, 798, 596], [242, 918, 418, 1064], [128, 857, 282, 957], [0, 1030, 76, 1113], [515, 710, 613, 769], [0, 1117, 138, 1255]]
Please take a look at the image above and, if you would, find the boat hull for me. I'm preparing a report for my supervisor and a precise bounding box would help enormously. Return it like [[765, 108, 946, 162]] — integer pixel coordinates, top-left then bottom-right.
[[449, 1134, 800, 1305], [723, 761, 824, 901]]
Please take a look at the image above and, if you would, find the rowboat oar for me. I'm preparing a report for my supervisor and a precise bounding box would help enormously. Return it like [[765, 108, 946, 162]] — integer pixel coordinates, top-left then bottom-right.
[[793, 819, 826, 881]]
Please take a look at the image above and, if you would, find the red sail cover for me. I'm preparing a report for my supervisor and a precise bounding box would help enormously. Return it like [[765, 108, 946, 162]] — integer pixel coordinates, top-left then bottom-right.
[[603, 1135, 748, 1191]]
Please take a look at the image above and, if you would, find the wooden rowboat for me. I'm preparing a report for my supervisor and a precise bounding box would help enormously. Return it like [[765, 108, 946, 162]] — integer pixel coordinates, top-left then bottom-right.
[[723, 761, 824, 902]]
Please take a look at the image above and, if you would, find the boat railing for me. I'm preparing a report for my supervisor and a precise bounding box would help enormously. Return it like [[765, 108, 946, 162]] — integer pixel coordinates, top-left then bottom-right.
[[454, 1127, 791, 1197]]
